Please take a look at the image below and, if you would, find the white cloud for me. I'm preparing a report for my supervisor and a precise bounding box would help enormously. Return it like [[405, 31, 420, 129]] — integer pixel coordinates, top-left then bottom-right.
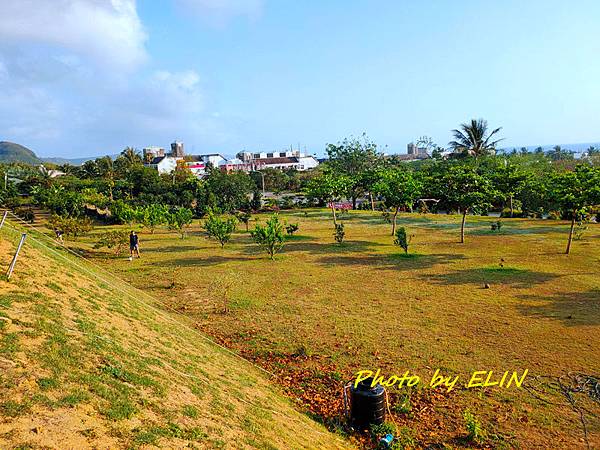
[[0, 0, 147, 71], [175, 0, 264, 24], [0, 1, 242, 157]]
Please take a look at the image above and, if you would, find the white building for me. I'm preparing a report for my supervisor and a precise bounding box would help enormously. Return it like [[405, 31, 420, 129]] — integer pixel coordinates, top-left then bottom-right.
[[146, 155, 181, 174], [235, 150, 319, 171], [185, 154, 227, 177]]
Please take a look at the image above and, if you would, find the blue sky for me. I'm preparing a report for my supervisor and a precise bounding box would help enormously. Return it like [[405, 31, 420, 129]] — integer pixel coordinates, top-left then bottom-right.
[[1, 1, 599, 158]]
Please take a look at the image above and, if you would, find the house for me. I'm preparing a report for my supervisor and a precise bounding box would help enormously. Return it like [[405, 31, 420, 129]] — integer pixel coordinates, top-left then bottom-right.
[[185, 154, 227, 177], [146, 155, 180, 174], [235, 150, 319, 171]]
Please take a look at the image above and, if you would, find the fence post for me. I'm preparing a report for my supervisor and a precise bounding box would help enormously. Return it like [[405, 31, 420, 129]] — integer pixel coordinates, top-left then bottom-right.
[[0, 211, 7, 229], [6, 233, 26, 281]]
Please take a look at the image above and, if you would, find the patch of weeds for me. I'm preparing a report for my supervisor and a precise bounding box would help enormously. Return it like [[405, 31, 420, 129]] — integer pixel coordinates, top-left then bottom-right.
[[31, 393, 57, 408], [0, 400, 30, 417], [392, 394, 412, 415], [190, 383, 206, 399], [464, 410, 486, 444], [182, 404, 199, 418], [0, 294, 12, 308], [37, 377, 59, 390], [79, 428, 97, 439], [103, 397, 137, 420], [59, 389, 91, 407], [13, 444, 34, 450], [370, 422, 396, 444], [132, 423, 208, 447], [46, 282, 63, 293], [395, 426, 416, 449], [0, 332, 19, 355], [292, 344, 311, 358], [99, 361, 164, 395]]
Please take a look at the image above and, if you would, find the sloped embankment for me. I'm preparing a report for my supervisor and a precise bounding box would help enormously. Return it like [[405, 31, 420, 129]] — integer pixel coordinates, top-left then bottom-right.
[[0, 222, 350, 449]]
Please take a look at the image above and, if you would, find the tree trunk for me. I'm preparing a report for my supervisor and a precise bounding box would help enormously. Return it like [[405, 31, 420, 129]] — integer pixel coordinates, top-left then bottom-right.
[[331, 203, 337, 226], [392, 206, 399, 236], [566, 213, 576, 255], [460, 210, 467, 243], [509, 195, 514, 217], [352, 195, 357, 210], [369, 192, 375, 211]]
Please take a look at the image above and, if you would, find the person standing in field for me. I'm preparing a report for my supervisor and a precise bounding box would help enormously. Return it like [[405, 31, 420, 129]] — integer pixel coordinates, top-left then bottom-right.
[[129, 231, 140, 260]]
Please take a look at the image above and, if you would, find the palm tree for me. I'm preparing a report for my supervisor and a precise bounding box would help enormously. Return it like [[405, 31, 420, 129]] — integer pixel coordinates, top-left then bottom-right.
[[121, 147, 142, 165], [448, 118, 503, 158]]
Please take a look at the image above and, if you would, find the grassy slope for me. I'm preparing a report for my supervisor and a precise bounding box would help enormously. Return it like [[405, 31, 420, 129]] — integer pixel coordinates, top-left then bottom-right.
[[0, 222, 350, 449], [73, 209, 600, 448]]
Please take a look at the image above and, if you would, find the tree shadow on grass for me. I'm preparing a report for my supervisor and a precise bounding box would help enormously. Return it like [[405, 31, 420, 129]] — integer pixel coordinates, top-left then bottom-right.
[[515, 290, 600, 326], [164, 255, 252, 267], [421, 267, 560, 288], [316, 252, 465, 271], [421, 266, 560, 288], [241, 239, 386, 255], [143, 245, 199, 253]]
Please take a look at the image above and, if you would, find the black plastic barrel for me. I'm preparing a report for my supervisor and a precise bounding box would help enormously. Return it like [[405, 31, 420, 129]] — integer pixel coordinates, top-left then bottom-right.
[[349, 377, 386, 430]]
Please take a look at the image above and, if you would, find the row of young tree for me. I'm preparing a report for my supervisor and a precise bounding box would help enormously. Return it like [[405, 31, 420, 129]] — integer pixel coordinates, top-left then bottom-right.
[[2, 118, 599, 254], [305, 121, 600, 254]]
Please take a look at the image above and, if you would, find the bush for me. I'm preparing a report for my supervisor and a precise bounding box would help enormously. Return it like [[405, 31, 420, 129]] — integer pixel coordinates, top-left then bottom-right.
[[394, 227, 410, 253], [167, 207, 194, 238], [48, 215, 93, 238], [278, 196, 295, 210], [490, 220, 502, 231], [334, 223, 345, 244], [251, 214, 286, 260], [13, 206, 35, 223], [464, 410, 486, 444], [235, 211, 252, 232], [203, 210, 237, 248], [285, 223, 299, 235], [93, 230, 129, 255]]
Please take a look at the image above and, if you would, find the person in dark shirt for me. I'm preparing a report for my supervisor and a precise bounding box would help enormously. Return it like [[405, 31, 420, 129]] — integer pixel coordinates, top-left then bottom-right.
[[129, 231, 140, 259]]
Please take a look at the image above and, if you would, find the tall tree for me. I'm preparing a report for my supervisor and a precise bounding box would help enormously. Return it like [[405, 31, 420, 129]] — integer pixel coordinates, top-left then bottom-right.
[[325, 133, 380, 209], [549, 165, 600, 254], [442, 165, 497, 243], [373, 168, 423, 235], [490, 160, 530, 217], [448, 119, 503, 158], [305, 172, 350, 225]]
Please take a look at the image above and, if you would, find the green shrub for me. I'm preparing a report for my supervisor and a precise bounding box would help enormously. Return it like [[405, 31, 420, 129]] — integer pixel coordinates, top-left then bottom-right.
[[93, 231, 129, 255], [251, 214, 286, 260], [13, 206, 35, 223], [334, 223, 345, 244], [464, 410, 486, 444], [393, 227, 410, 253], [285, 223, 299, 235], [48, 215, 93, 238], [203, 210, 237, 248]]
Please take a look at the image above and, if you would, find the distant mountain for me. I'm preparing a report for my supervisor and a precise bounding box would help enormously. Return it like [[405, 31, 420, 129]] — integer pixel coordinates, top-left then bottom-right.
[[0, 141, 42, 165], [41, 155, 119, 166]]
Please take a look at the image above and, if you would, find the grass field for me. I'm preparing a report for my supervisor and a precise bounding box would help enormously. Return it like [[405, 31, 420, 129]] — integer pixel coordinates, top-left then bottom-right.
[[0, 217, 350, 449], [7, 209, 600, 448]]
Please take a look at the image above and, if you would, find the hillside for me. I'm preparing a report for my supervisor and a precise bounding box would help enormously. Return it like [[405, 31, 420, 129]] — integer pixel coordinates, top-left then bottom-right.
[[0, 219, 350, 449], [0, 142, 41, 165]]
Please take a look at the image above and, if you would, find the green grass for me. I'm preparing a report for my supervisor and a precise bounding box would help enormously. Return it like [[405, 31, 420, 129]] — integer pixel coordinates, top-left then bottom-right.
[[0, 221, 349, 449], [67, 208, 600, 448]]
